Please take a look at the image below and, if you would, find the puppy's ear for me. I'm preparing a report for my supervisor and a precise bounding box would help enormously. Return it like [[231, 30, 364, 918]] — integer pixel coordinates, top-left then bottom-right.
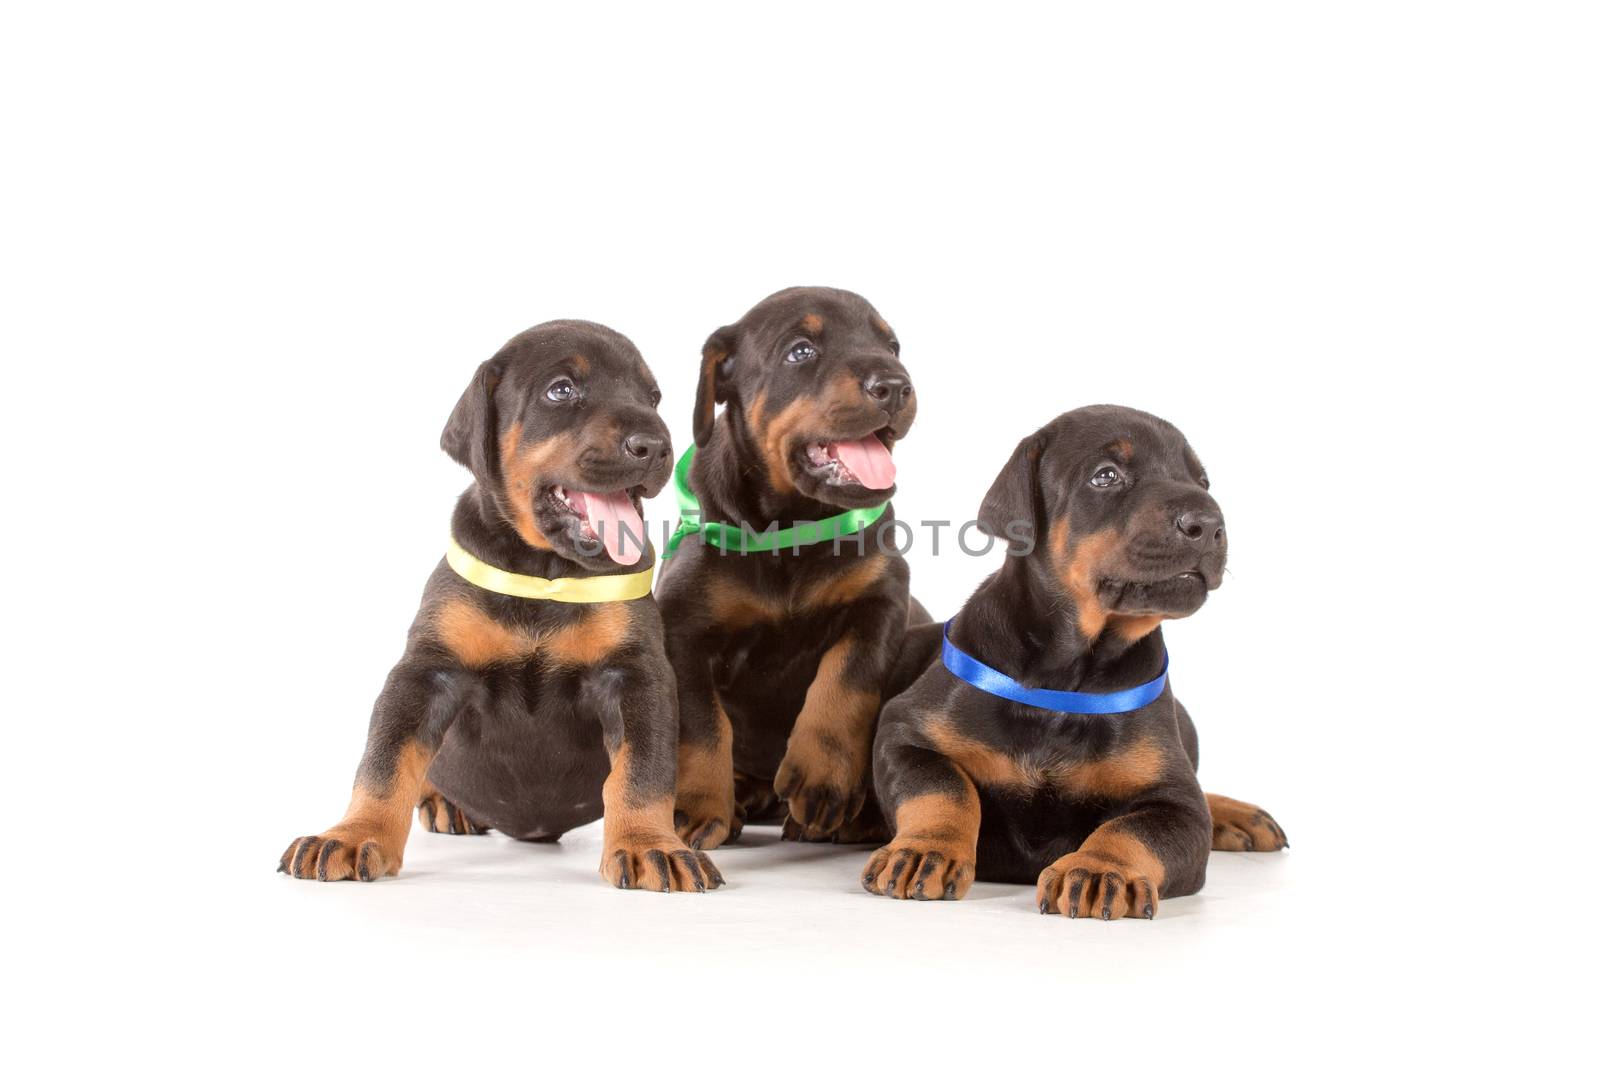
[[978, 429, 1049, 549], [441, 357, 503, 485], [693, 325, 738, 447]]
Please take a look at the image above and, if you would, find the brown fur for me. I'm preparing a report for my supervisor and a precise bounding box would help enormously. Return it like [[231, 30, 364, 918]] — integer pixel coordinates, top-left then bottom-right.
[[498, 424, 567, 549], [862, 788, 981, 900], [1036, 826, 1166, 919], [1051, 520, 1119, 639], [774, 637, 880, 829], [1207, 793, 1290, 851], [280, 739, 434, 881], [674, 696, 738, 849]]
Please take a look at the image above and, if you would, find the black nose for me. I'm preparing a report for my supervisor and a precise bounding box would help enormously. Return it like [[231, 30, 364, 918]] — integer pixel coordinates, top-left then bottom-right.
[[863, 372, 913, 415], [1175, 510, 1225, 543], [622, 431, 669, 465]]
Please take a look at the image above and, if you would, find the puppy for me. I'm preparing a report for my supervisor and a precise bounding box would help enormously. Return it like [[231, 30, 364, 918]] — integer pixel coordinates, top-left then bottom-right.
[[657, 287, 924, 848], [279, 320, 722, 892], [865, 405, 1285, 917]]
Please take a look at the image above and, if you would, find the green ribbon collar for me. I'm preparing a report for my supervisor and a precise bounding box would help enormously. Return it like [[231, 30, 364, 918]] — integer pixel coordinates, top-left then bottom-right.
[[663, 444, 888, 558]]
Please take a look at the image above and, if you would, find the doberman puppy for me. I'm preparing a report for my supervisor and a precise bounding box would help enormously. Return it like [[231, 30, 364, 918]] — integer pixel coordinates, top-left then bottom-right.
[[279, 320, 722, 892], [865, 405, 1285, 917], [658, 287, 924, 849]]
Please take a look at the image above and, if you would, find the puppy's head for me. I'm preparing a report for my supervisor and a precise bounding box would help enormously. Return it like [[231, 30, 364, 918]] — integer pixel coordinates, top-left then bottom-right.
[[979, 405, 1226, 639], [443, 320, 670, 569], [694, 287, 915, 510]]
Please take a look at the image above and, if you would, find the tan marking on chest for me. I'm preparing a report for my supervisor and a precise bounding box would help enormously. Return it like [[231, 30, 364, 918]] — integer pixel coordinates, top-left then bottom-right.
[[795, 555, 888, 612], [928, 721, 1164, 800], [543, 602, 632, 665], [434, 598, 630, 669], [707, 573, 784, 629], [1053, 736, 1165, 798]]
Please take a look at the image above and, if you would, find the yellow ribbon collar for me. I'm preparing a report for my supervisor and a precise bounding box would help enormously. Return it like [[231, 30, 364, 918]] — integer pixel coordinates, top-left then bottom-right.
[[445, 537, 654, 603]]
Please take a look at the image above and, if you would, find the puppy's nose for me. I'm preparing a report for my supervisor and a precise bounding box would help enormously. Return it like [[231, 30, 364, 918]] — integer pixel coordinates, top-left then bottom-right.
[[863, 372, 913, 415], [1175, 510, 1225, 544], [622, 431, 670, 465]]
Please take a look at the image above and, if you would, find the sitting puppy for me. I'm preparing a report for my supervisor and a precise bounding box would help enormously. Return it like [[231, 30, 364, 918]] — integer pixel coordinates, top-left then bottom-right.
[[865, 405, 1285, 917], [279, 320, 721, 892], [658, 287, 924, 848]]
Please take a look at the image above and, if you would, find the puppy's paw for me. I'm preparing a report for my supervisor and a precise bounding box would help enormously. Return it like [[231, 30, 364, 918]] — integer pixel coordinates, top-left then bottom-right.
[[600, 834, 725, 892], [773, 741, 867, 838], [277, 827, 401, 882], [417, 792, 488, 836], [1036, 851, 1158, 919], [1206, 793, 1288, 852], [673, 797, 741, 851], [861, 840, 975, 901]]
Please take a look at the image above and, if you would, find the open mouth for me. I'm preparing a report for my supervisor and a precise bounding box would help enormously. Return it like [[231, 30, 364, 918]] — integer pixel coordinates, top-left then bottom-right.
[[799, 429, 897, 490], [545, 484, 647, 565]]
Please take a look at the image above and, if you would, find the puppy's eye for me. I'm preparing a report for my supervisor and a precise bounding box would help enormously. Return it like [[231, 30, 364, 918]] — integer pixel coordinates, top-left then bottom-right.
[[785, 341, 818, 364], [888, 339, 901, 357], [1089, 465, 1123, 489], [545, 379, 577, 403], [1198, 473, 1210, 490], [648, 389, 662, 407]]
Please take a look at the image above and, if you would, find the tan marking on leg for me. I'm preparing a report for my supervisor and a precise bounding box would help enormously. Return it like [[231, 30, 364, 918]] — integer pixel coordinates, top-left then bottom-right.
[[864, 782, 980, 900], [1036, 825, 1166, 919], [281, 739, 434, 881], [774, 636, 880, 833], [600, 743, 720, 891], [674, 695, 737, 849]]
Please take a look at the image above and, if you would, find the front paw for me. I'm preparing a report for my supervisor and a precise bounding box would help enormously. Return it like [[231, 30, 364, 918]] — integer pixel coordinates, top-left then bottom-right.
[[773, 744, 867, 837], [861, 839, 975, 900], [278, 827, 400, 882], [600, 835, 725, 892], [1206, 793, 1289, 852], [674, 796, 741, 850], [1036, 851, 1158, 919]]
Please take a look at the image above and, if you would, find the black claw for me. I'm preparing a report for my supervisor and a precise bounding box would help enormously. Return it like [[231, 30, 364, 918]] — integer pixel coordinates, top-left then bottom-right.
[[358, 842, 376, 882], [944, 882, 957, 901], [1143, 903, 1155, 918], [614, 850, 630, 889], [276, 859, 287, 874]]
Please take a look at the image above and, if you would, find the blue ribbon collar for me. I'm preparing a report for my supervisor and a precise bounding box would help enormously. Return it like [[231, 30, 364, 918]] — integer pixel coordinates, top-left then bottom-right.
[[940, 619, 1169, 715]]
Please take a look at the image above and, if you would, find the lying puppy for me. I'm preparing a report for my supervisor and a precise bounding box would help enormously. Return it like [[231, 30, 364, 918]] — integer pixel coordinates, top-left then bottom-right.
[[279, 320, 721, 892], [658, 287, 924, 848], [865, 405, 1285, 917]]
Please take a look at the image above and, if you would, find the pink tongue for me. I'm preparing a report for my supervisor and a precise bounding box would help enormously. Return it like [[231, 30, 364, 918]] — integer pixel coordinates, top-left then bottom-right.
[[832, 435, 897, 490], [577, 490, 646, 566]]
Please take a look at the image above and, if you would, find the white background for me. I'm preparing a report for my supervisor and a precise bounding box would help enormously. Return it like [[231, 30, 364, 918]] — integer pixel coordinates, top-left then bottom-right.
[[4, 2, 1594, 1062]]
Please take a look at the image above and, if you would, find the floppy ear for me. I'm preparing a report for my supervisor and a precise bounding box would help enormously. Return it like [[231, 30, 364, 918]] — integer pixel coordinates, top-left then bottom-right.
[[977, 429, 1049, 548], [440, 357, 503, 485], [693, 324, 739, 447]]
